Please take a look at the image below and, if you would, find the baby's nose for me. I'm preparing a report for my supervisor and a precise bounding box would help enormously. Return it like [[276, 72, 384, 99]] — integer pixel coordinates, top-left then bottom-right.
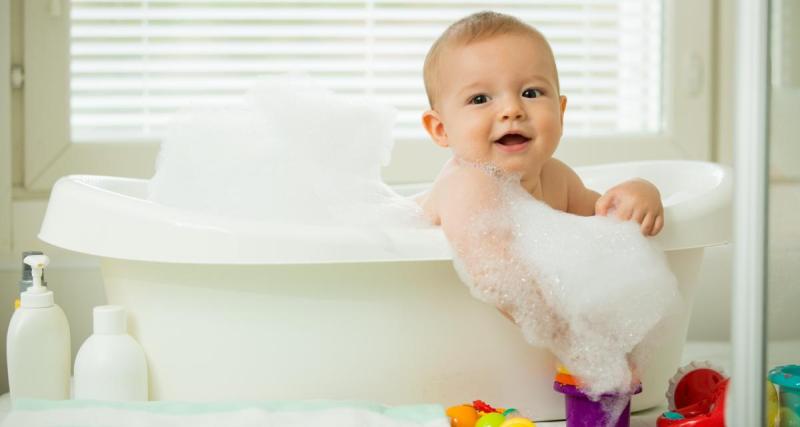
[[501, 103, 526, 121]]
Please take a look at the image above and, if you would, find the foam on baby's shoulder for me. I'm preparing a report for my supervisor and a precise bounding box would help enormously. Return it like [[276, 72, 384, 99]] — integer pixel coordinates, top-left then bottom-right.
[[432, 159, 512, 207]]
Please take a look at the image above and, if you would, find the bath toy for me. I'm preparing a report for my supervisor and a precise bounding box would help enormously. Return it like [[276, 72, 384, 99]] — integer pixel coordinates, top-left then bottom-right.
[[472, 400, 499, 414], [781, 408, 800, 427], [555, 365, 579, 387], [656, 361, 728, 426], [475, 412, 505, 427], [446, 401, 535, 427], [769, 364, 800, 427], [499, 417, 536, 427], [767, 379, 779, 427], [553, 371, 642, 427], [446, 404, 478, 427]]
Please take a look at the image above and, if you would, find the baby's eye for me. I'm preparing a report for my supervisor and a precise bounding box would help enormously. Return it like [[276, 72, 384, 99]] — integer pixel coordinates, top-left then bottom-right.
[[522, 88, 543, 98], [469, 94, 489, 105]]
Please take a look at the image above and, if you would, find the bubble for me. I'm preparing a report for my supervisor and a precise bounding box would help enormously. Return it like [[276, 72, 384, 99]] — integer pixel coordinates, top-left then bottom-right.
[[148, 73, 425, 228], [451, 161, 680, 400]]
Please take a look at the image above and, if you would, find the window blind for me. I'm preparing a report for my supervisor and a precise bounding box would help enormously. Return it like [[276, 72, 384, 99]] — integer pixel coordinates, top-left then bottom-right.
[[69, 0, 662, 143]]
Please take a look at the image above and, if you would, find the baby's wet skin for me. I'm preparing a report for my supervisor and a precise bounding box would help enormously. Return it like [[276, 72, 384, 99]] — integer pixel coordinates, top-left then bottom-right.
[[420, 31, 665, 237]]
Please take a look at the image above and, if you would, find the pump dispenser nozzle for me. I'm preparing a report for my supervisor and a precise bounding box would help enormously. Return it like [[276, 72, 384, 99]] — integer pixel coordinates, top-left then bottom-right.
[[20, 254, 53, 308], [16, 251, 44, 309], [20, 251, 43, 284]]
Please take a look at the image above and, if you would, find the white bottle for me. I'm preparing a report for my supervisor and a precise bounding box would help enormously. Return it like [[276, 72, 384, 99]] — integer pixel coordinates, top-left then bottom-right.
[[6, 254, 71, 400], [74, 305, 148, 401]]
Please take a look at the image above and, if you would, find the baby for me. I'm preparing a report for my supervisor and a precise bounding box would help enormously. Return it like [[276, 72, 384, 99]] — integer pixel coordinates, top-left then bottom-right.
[[414, 16, 679, 387], [417, 11, 664, 244]]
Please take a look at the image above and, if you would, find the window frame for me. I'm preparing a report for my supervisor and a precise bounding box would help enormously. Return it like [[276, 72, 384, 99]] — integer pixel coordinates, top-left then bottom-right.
[[21, 0, 713, 191], [1, 0, 12, 251]]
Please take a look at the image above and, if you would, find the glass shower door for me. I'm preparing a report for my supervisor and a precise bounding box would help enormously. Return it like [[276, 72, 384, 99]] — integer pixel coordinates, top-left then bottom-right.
[[766, 0, 800, 426]]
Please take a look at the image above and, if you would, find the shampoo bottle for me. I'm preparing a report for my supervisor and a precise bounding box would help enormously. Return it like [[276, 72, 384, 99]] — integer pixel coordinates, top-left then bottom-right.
[[6, 254, 71, 400], [74, 305, 148, 401]]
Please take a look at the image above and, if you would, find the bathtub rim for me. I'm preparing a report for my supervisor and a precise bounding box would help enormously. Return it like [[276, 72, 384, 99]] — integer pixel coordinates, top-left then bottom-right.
[[38, 160, 732, 265]]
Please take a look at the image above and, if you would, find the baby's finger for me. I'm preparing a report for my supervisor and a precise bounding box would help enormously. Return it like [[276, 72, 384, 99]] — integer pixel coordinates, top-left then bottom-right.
[[615, 204, 634, 221], [595, 195, 614, 216], [640, 213, 655, 235], [633, 209, 647, 225], [653, 215, 664, 235]]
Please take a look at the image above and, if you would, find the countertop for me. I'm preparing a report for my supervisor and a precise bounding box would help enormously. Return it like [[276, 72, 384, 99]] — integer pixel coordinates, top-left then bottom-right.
[[0, 341, 796, 427]]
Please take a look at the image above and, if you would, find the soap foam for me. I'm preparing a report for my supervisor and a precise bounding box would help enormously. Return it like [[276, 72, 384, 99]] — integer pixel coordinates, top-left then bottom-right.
[[452, 163, 681, 404], [148, 74, 424, 227]]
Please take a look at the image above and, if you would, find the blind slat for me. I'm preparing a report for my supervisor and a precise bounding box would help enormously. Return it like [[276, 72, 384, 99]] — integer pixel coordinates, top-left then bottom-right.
[[69, 0, 662, 142]]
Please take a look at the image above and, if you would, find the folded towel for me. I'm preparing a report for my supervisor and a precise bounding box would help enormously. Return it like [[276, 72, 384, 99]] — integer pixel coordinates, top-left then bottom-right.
[[1, 399, 449, 427]]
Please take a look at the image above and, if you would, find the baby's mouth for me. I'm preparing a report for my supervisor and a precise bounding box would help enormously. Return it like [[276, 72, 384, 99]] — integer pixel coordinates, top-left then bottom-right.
[[494, 133, 532, 146]]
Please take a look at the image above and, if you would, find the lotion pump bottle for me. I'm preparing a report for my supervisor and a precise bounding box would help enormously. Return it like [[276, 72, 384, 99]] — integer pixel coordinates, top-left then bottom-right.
[[6, 254, 71, 400], [74, 305, 148, 401]]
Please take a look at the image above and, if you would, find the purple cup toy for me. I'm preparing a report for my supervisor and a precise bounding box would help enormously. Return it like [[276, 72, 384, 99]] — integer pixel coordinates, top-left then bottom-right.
[[554, 379, 643, 427]]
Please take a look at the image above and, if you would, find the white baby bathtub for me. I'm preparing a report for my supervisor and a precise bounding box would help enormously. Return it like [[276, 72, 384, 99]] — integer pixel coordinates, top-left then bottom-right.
[[39, 160, 731, 421]]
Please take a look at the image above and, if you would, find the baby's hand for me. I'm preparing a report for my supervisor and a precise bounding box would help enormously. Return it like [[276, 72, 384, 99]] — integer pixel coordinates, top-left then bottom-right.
[[594, 179, 664, 236]]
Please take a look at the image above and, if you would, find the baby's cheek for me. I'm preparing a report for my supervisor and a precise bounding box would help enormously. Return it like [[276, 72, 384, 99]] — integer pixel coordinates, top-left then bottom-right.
[[536, 111, 564, 141]]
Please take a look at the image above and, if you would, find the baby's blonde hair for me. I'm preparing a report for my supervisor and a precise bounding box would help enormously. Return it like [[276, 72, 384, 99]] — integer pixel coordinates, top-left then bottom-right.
[[423, 11, 558, 109]]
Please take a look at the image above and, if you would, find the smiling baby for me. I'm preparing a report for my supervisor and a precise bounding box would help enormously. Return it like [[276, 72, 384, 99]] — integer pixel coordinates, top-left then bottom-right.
[[416, 11, 664, 246]]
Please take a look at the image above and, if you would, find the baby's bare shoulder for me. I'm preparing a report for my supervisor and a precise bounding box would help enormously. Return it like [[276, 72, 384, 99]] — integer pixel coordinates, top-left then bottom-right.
[[421, 161, 502, 225], [438, 161, 501, 203], [542, 158, 600, 216], [541, 158, 575, 185], [539, 158, 574, 206]]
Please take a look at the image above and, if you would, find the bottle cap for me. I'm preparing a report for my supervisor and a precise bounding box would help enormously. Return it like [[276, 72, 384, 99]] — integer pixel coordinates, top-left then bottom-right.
[[20, 289, 54, 308], [93, 305, 127, 335]]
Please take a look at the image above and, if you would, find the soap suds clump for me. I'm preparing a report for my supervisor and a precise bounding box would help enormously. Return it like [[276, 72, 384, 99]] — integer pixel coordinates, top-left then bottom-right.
[[452, 164, 681, 404], [148, 74, 424, 227]]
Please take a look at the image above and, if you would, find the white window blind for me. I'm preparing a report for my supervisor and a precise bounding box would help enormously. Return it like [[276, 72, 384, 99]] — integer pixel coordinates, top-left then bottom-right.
[[69, 0, 662, 144]]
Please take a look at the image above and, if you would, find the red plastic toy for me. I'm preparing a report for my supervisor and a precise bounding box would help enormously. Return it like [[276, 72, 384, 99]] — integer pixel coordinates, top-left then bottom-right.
[[656, 362, 728, 426]]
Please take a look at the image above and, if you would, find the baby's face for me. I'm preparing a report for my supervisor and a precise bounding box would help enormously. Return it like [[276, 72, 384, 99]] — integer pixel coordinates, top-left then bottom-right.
[[427, 33, 566, 175]]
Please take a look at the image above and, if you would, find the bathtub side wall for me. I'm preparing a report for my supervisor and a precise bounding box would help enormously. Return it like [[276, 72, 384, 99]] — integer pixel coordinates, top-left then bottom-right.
[[4, 196, 800, 396]]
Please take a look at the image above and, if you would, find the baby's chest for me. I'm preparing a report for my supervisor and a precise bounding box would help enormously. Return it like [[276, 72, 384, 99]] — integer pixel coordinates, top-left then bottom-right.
[[537, 182, 569, 212]]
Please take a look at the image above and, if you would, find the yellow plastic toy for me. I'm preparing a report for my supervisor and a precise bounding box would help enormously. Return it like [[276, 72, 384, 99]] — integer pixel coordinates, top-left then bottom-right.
[[767, 380, 779, 427], [500, 417, 536, 427], [446, 400, 536, 427]]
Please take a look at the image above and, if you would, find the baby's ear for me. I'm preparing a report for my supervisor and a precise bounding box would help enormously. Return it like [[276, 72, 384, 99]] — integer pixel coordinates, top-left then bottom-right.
[[559, 95, 568, 127], [422, 110, 448, 148]]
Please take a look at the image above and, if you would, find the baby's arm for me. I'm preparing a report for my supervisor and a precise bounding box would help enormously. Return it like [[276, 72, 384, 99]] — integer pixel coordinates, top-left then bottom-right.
[[595, 179, 664, 236], [559, 161, 664, 236], [434, 166, 568, 333]]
